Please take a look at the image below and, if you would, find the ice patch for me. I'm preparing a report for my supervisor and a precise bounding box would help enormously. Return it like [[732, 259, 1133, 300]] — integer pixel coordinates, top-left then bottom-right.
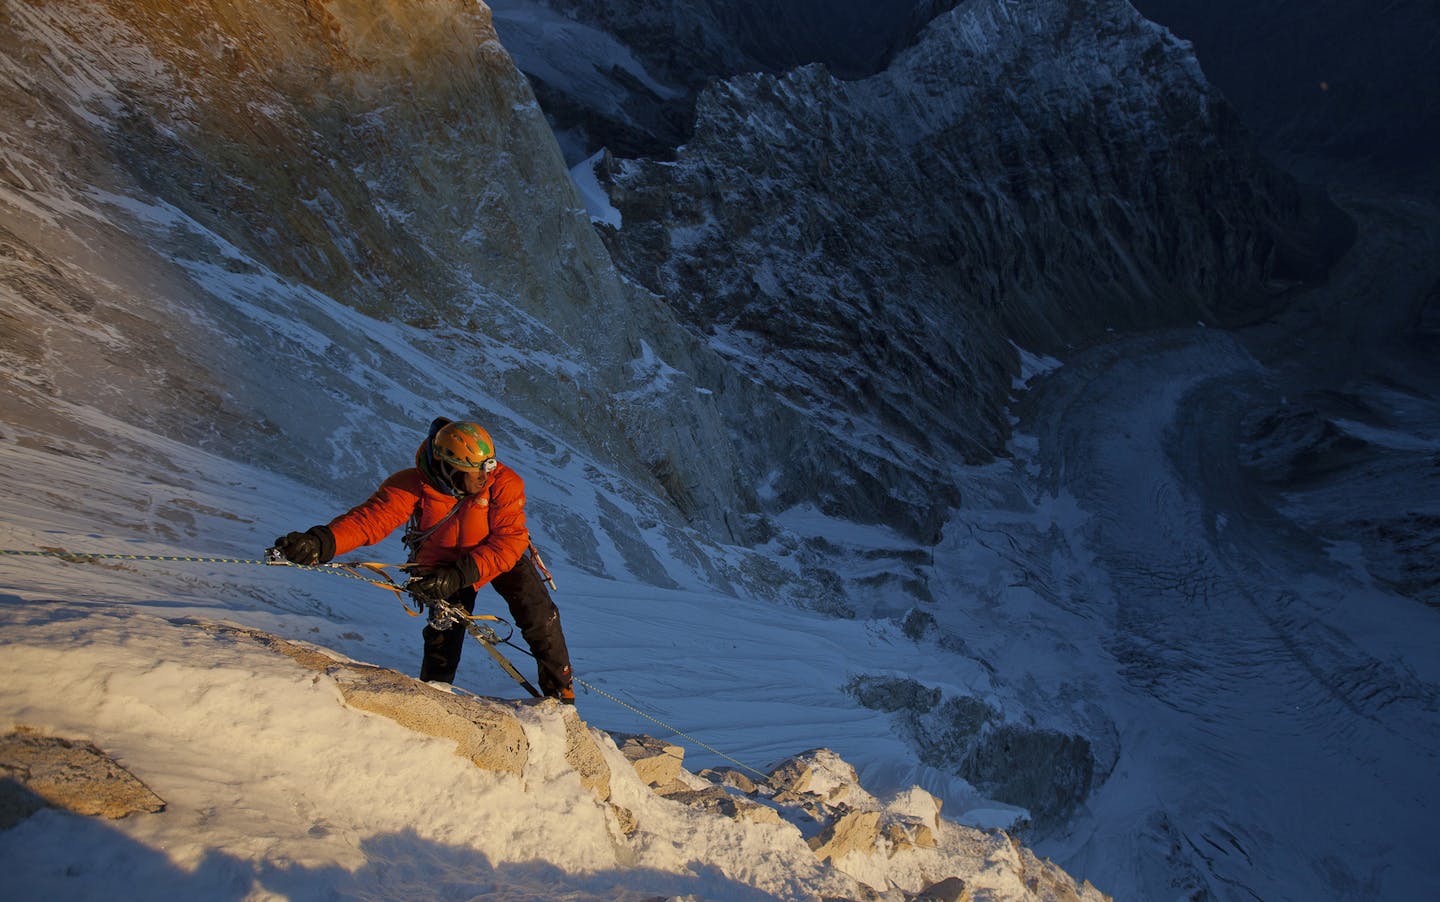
[[568, 150, 621, 228]]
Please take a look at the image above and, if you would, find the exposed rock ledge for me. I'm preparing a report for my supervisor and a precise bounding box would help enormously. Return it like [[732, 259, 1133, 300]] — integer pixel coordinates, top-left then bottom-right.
[[1, 727, 166, 827]]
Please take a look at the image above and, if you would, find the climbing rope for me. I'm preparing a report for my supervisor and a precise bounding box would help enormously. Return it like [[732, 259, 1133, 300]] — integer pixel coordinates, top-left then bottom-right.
[[489, 631, 771, 782], [1, 547, 272, 566], [575, 676, 771, 783], [0, 546, 413, 600], [3, 544, 773, 783]]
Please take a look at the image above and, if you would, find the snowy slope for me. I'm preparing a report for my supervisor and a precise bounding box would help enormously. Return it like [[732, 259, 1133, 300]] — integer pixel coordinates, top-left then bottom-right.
[[0, 413, 1108, 901]]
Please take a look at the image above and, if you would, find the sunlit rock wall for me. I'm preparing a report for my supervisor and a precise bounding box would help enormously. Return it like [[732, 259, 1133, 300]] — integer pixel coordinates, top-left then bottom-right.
[[0, 0, 748, 541]]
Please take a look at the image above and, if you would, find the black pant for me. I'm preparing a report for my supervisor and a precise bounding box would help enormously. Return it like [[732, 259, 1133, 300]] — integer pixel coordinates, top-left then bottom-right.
[[419, 551, 573, 696]]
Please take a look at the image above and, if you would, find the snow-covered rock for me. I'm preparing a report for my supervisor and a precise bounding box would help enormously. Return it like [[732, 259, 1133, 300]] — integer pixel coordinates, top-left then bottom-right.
[[198, 620, 536, 777], [0, 606, 1107, 900], [615, 732, 685, 787]]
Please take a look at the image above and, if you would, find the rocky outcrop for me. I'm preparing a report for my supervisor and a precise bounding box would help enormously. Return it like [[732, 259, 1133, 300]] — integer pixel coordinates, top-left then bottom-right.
[[757, 748, 1107, 899], [187, 619, 646, 825], [614, 732, 685, 787], [605, 739, 1107, 897], [194, 620, 536, 777], [0, 727, 166, 826], [595, 0, 1352, 539], [657, 782, 784, 826], [848, 674, 1100, 828]]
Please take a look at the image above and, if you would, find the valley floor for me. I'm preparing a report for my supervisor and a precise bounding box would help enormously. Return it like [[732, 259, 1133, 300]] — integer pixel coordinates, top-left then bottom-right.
[[1005, 188, 1440, 899]]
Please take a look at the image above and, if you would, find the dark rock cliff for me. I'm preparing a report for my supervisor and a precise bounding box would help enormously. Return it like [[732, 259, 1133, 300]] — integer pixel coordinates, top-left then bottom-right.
[[591, 0, 1351, 538]]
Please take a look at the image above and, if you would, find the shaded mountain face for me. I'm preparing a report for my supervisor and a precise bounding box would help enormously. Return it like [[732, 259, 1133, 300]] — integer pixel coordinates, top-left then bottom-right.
[[591, 0, 1353, 537], [1132, 0, 1440, 191], [698, 0, 926, 77], [488, 0, 925, 162]]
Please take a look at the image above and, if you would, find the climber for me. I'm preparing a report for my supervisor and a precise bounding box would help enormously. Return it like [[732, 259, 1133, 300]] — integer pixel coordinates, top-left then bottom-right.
[[272, 418, 575, 703]]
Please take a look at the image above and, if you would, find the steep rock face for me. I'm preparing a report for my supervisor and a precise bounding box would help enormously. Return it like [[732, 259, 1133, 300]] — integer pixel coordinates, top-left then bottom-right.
[[596, 0, 1350, 537], [0, 0, 750, 542]]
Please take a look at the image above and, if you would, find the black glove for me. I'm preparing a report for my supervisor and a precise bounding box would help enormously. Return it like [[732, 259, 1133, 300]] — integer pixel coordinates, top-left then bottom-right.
[[273, 527, 334, 565], [406, 564, 469, 600]]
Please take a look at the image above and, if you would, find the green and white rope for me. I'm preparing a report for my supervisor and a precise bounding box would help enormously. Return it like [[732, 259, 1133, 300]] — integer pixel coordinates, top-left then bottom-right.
[[1, 547, 269, 565], [0, 547, 396, 590], [573, 676, 771, 782]]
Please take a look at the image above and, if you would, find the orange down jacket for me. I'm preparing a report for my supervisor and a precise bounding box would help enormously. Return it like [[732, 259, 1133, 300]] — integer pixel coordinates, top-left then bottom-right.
[[326, 457, 531, 589]]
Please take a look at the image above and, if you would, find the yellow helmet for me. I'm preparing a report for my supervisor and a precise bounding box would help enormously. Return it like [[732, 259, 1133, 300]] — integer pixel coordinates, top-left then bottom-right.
[[431, 421, 496, 470], [418, 420, 497, 495]]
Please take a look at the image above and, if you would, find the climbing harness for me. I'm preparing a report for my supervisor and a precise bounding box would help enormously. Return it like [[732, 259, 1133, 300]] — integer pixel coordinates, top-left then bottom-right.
[[400, 497, 470, 562], [3, 543, 769, 782]]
